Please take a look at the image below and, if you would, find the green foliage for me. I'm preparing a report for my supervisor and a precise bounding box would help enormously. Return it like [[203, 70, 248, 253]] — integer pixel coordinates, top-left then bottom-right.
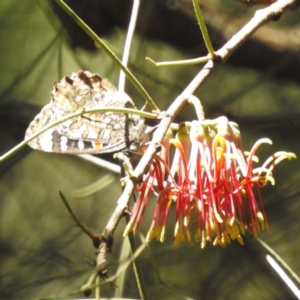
[[1, 0, 300, 299]]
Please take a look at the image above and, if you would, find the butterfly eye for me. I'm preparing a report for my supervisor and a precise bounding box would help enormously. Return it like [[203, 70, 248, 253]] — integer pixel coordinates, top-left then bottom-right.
[[129, 142, 139, 153]]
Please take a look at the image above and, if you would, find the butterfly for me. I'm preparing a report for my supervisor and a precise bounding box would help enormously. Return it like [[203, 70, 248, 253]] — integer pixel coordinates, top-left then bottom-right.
[[25, 71, 149, 154]]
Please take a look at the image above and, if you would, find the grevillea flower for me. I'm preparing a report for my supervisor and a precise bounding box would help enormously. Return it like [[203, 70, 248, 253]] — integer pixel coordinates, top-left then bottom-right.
[[124, 117, 296, 248]]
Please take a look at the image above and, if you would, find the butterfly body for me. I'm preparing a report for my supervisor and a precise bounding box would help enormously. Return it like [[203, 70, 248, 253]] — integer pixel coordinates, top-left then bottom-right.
[[25, 71, 149, 154]]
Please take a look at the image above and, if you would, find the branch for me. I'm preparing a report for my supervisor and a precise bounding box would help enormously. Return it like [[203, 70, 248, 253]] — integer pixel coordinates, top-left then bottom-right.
[[216, 0, 299, 61]]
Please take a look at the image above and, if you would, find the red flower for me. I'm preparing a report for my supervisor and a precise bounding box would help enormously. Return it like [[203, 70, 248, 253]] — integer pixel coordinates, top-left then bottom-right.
[[125, 117, 296, 248]]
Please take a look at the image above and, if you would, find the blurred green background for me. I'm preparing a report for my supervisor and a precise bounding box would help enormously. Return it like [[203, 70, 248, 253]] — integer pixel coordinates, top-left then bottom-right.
[[1, 0, 300, 299]]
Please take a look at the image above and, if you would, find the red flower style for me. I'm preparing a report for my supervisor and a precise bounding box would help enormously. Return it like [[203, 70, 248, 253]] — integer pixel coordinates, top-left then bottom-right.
[[125, 117, 296, 248]]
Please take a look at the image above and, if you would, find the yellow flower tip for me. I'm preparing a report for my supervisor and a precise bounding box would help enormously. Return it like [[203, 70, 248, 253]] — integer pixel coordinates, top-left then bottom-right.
[[174, 231, 183, 245], [146, 227, 157, 242], [146, 232, 151, 243], [250, 155, 259, 163], [145, 230, 152, 242], [229, 216, 236, 227], [184, 216, 190, 226], [210, 218, 216, 230], [213, 237, 219, 246], [219, 242, 226, 248], [257, 212, 267, 231], [239, 223, 246, 235], [174, 221, 180, 236], [258, 138, 273, 145], [169, 138, 179, 147], [154, 227, 160, 239], [123, 222, 135, 236], [213, 236, 227, 247], [237, 235, 244, 245], [228, 227, 238, 240], [201, 231, 207, 248], [185, 228, 192, 242], [160, 226, 166, 243], [265, 175, 275, 186], [201, 240, 206, 249], [223, 233, 231, 245], [274, 151, 297, 160], [287, 152, 297, 160], [220, 236, 228, 248], [257, 211, 264, 222]]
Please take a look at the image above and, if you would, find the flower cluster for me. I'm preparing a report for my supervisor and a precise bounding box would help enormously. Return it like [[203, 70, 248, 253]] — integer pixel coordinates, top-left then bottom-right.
[[124, 117, 295, 248]]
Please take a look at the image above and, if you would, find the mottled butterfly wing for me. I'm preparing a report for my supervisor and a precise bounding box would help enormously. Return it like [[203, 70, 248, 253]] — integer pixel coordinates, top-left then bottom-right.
[[25, 71, 149, 154]]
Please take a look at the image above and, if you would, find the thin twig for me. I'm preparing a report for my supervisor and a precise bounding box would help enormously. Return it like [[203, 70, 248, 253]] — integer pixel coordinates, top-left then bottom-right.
[[77, 155, 121, 174], [59, 191, 99, 241], [114, 238, 130, 297], [145, 55, 211, 67], [192, 0, 216, 58], [126, 215, 147, 300], [118, 0, 140, 92]]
